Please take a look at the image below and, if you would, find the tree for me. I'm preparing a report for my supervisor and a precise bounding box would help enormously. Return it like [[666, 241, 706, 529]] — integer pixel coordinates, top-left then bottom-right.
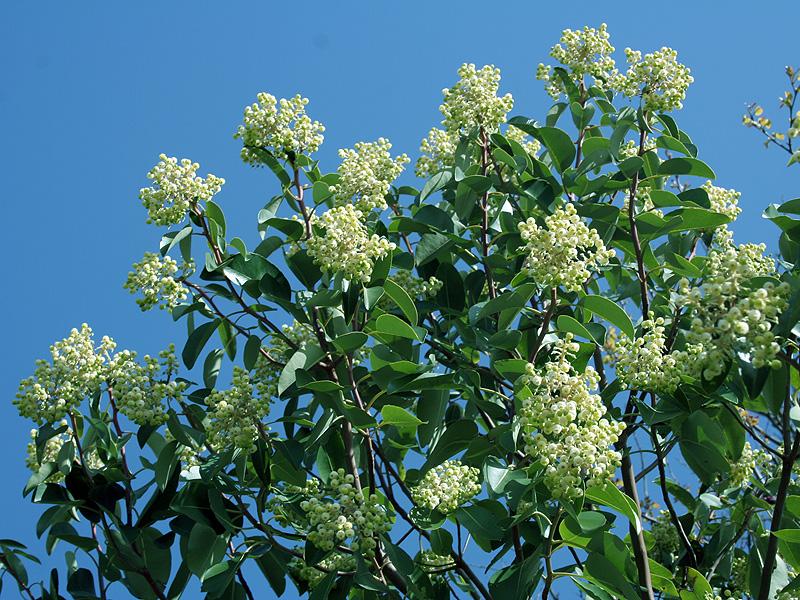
[[3, 23, 800, 600]]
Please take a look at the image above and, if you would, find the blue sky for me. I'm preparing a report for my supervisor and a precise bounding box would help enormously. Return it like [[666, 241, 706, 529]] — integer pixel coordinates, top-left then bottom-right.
[[1, 2, 798, 597]]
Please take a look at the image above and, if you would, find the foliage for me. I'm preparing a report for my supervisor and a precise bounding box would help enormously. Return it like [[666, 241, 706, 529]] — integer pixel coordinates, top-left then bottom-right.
[[5, 24, 800, 600]]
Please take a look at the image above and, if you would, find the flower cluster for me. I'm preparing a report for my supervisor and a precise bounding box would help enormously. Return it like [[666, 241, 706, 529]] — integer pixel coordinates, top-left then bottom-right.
[[416, 64, 516, 177], [234, 93, 325, 165], [701, 180, 742, 225], [416, 549, 455, 584], [332, 138, 410, 213], [615, 313, 681, 393], [205, 366, 273, 452], [411, 460, 481, 514], [728, 442, 771, 487], [377, 270, 442, 312], [651, 510, 681, 554], [618, 137, 657, 160], [109, 345, 185, 426], [616, 47, 694, 112], [204, 321, 316, 451], [139, 154, 225, 226], [123, 252, 194, 312], [15, 324, 116, 425], [164, 429, 206, 468], [304, 204, 396, 282], [676, 230, 790, 378], [291, 551, 356, 589], [536, 24, 618, 99], [26, 423, 102, 482], [299, 469, 392, 557], [518, 203, 615, 292], [520, 335, 625, 499]]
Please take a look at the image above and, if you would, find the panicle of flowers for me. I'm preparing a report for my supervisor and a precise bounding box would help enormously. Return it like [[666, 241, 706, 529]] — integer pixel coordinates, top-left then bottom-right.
[[616, 47, 694, 112], [377, 269, 442, 312], [290, 550, 355, 589], [416, 64, 514, 177], [299, 469, 392, 557], [332, 138, 410, 213], [728, 442, 771, 487], [675, 229, 790, 378], [139, 154, 225, 226], [234, 93, 325, 165], [416, 549, 455, 584], [123, 252, 194, 312], [205, 366, 273, 453], [615, 313, 681, 394], [303, 204, 396, 283], [618, 136, 657, 160], [518, 202, 615, 292], [204, 321, 316, 451], [536, 24, 618, 100], [701, 180, 742, 224], [108, 344, 185, 427], [411, 460, 481, 514], [15, 324, 116, 425], [26, 422, 102, 482], [650, 510, 681, 554], [520, 334, 625, 499]]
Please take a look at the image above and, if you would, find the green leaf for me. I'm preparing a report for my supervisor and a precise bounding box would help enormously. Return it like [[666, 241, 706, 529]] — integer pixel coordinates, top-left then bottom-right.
[[482, 456, 529, 500], [332, 331, 369, 354], [556, 315, 600, 344], [424, 420, 478, 471], [243, 335, 262, 371], [203, 348, 224, 389], [382, 279, 418, 324], [381, 405, 423, 430], [578, 295, 634, 339], [435, 263, 465, 311], [416, 232, 453, 266], [420, 168, 453, 201], [182, 319, 220, 370], [453, 505, 504, 540], [371, 314, 425, 342], [186, 523, 228, 577], [575, 148, 612, 178], [536, 126, 576, 173], [66, 568, 95, 599], [205, 200, 226, 237], [585, 483, 641, 534], [489, 556, 541, 600], [773, 529, 800, 542], [657, 157, 716, 179], [571, 101, 595, 130]]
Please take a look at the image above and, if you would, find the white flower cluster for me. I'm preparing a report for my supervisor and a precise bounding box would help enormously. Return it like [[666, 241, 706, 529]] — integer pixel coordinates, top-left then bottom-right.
[[304, 204, 396, 283], [416, 63, 523, 178], [164, 429, 205, 468], [618, 137, 657, 160], [615, 313, 681, 393], [416, 549, 455, 584], [299, 469, 392, 557], [518, 203, 615, 292], [204, 322, 317, 451], [377, 270, 443, 312], [616, 47, 694, 112], [15, 324, 116, 425], [536, 24, 618, 99], [676, 230, 790, 378], [728, 442, 771, 487], [123, 252, 194, 312], [520, 335, 625, 499], [205, 367, 273, 453], [332, 138, 410, 213], [411, 460, 481, 514], [234, 93, 325, 165], [140, 154, 225, 226], [109, 345, 185, 426], [26, 422, 102, 482], [650, 510, 681, 554], [291, 550, 356, 589], [701, 181, 742, 225]]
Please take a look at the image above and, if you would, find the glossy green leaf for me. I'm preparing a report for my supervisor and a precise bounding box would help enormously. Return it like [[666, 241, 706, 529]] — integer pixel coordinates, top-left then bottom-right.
[[382, 278, 418, 324], [657, 157, 716, 179], [571, 101, 595, 130], [371, 314, 425, 342], [182, 319, 220, 370], [381, 405, 423, 430], [578, 295, 634, 339], [585, 483, 641, 534], [205, 200, 226, 237], [419, 168, 453, 201]]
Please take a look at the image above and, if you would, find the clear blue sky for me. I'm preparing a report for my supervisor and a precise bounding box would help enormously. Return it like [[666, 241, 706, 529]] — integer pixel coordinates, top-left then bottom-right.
[[1, 2, 798, 597]]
